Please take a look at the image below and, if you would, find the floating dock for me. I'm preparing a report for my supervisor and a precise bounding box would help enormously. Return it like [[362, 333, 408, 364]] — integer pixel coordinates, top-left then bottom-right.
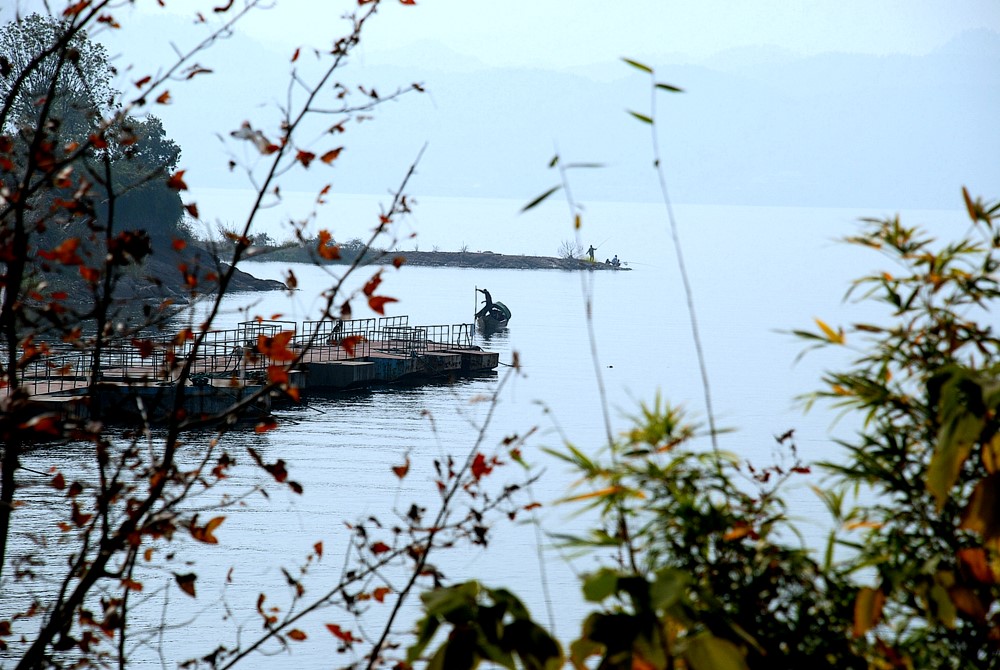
[[10, 316, 499, 426]]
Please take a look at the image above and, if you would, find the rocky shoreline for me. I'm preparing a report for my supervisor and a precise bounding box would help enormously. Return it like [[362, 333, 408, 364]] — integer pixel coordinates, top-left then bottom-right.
[[246, 248, 631, 272]]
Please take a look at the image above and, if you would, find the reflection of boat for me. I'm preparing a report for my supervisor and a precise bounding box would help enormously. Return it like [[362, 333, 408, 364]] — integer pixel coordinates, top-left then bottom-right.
[[475, 288, 511, 333]]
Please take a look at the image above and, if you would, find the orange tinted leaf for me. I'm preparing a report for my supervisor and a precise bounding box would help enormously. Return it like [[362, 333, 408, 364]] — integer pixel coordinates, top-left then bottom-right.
[[121, 578, 143, 592], [287, 629, 307, 641], [71, 501, 92, 527], [134, 75, 152, 89], [314, 541, 323, 558], [853, 587, 885, 637], [363, 272, 382, 296], [316, 230, 341, 260], [38, 238, 82, 265], [132, 339, 155, 358], [392, 456, 410, 479], [370, 541, 391, 554], [184, 202, 200, 218], [373, 586, 391, 602], [268, 365, 290, 385], [63, 2, 88, 17], [320, 147, 343, 164], [368, 296, 398, 315], [191, 516, 225, 544], [471, 453, 493, 480], [340, 335, 364, 357], [167, 171, 187, 190], [723, 522, 754, 541], [254, 419, 279, 434], [257, 331, 296, 361], [325, 623, 359, 644], [297, 150, 316, 168], [156, 90, 171, 104], [392, 256, 406, 268], [172, 238, 187, 251], [175, 573, 197, 597], [50, 472, 66, 490], [957, 547, 996, 584]]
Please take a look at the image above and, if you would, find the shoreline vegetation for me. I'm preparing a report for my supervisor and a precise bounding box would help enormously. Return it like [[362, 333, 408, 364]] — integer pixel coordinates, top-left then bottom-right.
[[242, 245, 632, 272]]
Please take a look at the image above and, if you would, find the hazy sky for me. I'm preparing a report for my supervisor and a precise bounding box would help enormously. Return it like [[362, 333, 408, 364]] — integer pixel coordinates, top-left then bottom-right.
[[128, 0, 1000, 68]]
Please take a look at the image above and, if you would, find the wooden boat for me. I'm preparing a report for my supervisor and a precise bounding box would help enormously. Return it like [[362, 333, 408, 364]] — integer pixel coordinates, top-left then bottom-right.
[[475, 288, 511, 332]]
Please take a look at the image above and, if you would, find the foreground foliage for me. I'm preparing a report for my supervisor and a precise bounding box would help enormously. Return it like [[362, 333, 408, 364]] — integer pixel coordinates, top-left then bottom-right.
[[410, 196, 1000, 669]]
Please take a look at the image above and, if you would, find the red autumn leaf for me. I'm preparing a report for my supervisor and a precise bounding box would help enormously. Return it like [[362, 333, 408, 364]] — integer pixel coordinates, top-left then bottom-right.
[[21, 414, 62, 436], [38, 238, 82, 265], [368, 296, 398, 315], [392, 256, 406, 269], [172, 238, 187, 251], [314, 541, 323, 558], [296, 150, 316, 168], [268, 365, 290, 385], [167, 171, 187, 190], [320, 147, 344, 164], [400, 0, 416, 4], [184, 66, 213, 79], [392, 456, 410, 479], [184, 202, 200, 218], [132, 340, 154, 363], [291, 47, 300, 62], [325, 623, 360, 644], [316, 230, 340, 260], [254, 419, 279, 434], [340, 334, 364, 357], [257, 331, 296, 361], [190, 516, 225, 544], [175, 573, 197, 598], [248, 447, 289, 483], [287, 629, 307, 641], [134, 75, 152, 89], [79, 266, 100, 283], [50, 473, 66, 490], [156, 90, 171, 104], [63, 2, 89, 16], [373, 586, 391, 603], [71, 501, 93, 527], [471, 453, 493, 481], [363, 272, 382, 297], [370, 541, 391, 555], [121, 578, 143, 592], [523, 502, 542, 511]]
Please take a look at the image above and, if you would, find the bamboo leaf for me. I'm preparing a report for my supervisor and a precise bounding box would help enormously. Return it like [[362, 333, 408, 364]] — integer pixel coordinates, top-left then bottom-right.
[[814, 318, 844, 344], [852, 587, 885, 637], [627, 110, 654, 125], [622, 57, 653, 73], [521, 186, 561, 212], [655, 82, 684, 93]]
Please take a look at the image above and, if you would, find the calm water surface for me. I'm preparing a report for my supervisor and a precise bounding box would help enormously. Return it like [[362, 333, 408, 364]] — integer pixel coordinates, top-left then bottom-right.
[[6, 201, 965, 667]]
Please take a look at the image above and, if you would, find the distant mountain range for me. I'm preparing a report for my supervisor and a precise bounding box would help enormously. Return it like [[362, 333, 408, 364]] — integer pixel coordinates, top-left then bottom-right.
[[111, 20, 1000, 209]]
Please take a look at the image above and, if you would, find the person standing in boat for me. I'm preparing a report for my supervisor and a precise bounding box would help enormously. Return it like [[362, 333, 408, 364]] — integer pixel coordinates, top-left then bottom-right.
[[476, 288, 494, 318]]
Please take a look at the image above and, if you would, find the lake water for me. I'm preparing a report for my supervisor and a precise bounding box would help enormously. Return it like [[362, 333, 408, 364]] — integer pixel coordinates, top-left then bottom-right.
[[5, 198, 966, 667]]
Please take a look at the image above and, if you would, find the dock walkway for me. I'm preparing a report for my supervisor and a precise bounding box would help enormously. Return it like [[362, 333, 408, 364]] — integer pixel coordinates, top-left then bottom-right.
[[8, 316, 500, 425]]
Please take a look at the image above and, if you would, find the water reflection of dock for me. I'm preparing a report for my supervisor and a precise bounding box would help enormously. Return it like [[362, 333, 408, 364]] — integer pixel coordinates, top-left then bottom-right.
[[11, 316, 499, 426]]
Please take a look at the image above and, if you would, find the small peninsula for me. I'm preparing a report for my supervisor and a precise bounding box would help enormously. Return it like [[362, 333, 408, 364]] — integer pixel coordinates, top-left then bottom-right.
[[246, 247, 631, 271]]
